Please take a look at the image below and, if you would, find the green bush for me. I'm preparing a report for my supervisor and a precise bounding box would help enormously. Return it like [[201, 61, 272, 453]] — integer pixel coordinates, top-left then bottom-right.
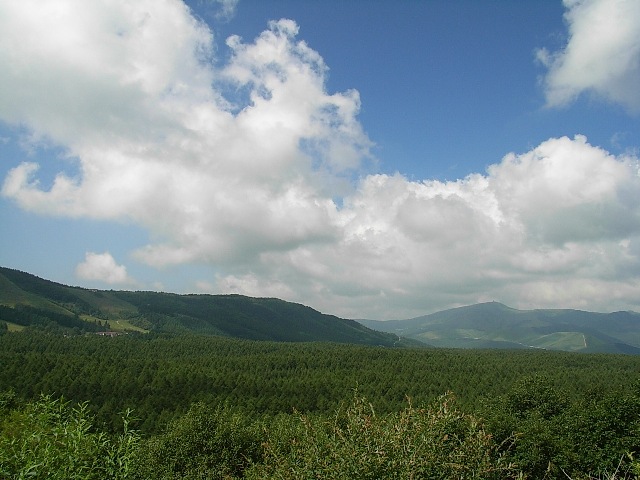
[[246, 392, 522, 479], [133, 402, 263, 479], [0, 394, 139, 480], [482, 375, 640, 479]]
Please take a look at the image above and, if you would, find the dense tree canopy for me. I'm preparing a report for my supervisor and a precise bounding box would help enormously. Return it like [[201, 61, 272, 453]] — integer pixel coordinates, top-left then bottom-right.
[[2, 329, 640, 478]]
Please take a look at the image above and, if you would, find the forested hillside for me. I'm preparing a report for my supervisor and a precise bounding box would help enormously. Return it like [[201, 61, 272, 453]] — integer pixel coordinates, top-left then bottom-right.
[[361, 301, 640, 353], [0, 266, 409, 345], [6, 266, 640, 354]]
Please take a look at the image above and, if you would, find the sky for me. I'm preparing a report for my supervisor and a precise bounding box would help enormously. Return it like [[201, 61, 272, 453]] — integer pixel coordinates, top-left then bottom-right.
[[1, 0, 640, 320]]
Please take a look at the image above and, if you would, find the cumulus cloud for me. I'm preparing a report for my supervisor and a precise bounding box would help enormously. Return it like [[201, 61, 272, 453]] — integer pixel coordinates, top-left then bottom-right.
[[537, 0, 640, 113], [75, 252, 135, 285], [1, 1, 640, 318], [0, 2, 369, 266], [214, 136, 640, 318]]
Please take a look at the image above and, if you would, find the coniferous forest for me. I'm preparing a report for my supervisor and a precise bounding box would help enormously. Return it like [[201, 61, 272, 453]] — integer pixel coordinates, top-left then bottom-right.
[[2, 328, 640, 479]]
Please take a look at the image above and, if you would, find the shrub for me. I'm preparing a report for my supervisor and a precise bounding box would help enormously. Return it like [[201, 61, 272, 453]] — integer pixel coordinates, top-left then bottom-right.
[[246, 392, 522, 479], [482, 376, 640, 479], [0, 394, 139, 479], [132, 402, 263, 479]]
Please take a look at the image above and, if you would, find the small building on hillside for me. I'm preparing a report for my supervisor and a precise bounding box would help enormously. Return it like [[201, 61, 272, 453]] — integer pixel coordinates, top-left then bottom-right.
[[96, 331, 120, 337]]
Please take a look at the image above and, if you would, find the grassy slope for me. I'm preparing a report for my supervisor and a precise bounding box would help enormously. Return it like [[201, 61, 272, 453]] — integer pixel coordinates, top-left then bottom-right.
[[0, 271, 72, 314]]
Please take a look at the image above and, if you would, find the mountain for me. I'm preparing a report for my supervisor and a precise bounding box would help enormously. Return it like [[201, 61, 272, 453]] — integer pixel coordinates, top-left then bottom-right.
[[359, 301, 640, 354], [5, 266, 637, 353], [0, 266, 415, 346]]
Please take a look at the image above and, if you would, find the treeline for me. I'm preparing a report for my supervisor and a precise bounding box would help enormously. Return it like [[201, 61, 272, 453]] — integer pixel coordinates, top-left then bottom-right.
[[2, 329, 640, 477]]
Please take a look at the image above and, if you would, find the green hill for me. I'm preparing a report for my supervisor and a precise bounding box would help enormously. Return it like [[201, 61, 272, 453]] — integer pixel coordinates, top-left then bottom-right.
[[5, 266, 637, 353], [0, 266, 412, 346], [359, 301, 640, 354]]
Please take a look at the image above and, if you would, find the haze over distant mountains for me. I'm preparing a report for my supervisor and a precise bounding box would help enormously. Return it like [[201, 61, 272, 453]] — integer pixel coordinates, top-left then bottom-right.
[[359, 302, 640, 354], [2, 266, 640, 354]]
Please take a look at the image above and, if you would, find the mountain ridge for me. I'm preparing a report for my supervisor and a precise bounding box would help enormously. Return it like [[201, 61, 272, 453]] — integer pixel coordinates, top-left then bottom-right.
[[0, 266, 415, 346], [359, 301, 640, 354], [3, 266, 640, 353]]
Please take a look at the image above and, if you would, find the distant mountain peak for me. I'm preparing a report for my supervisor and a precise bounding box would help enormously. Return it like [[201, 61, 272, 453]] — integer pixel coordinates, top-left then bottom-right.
[[359, 302, 640, 354]]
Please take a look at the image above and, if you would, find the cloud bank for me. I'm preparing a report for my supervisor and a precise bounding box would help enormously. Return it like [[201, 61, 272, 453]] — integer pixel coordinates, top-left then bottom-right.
[[537, 0, 640, 113], [2, 0, 640, 318]]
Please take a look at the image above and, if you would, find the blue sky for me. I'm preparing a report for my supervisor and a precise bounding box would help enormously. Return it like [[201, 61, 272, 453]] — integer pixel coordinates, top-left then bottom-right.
[[211, 0, 638, 179], [1, 0, 640, 319]]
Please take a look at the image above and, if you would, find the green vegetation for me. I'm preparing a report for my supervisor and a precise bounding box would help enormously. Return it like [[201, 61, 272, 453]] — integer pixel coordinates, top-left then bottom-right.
[[245, 392, 520, 480], [1, 390, 523, 479], [3, 330, 640, 434], [362, 301, 640, 353], [135, 391, 521, 479], [0, 304, 104, 333], [3, 266, 640, 477], [5, 266, 640, 353], [0, 266, 409, 345], [0, 392, 139, 479], [2, 380, 640, 479], [2, 329, 640, 478]]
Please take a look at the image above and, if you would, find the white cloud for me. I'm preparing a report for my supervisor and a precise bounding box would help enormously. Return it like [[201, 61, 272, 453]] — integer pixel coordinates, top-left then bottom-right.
[[75, 252, 135, 285], [0, 0, 216, 147], [0, 3, 369, 266], [217, 136, 640, 318], [1, 1, 640, 318], [537, 0, 640, 113], [212, 0, 238, 20]]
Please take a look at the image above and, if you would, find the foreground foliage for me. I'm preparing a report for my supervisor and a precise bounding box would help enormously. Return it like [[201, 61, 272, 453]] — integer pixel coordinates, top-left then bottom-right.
[[2, 330, 640, 478], [0, 392, 138, 479], [4, 388, 640, 479], [134, 402, 263, 479], [482, 375, 640, 479], [2, 392, 520, 479], [246, 392, 520, 480]]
